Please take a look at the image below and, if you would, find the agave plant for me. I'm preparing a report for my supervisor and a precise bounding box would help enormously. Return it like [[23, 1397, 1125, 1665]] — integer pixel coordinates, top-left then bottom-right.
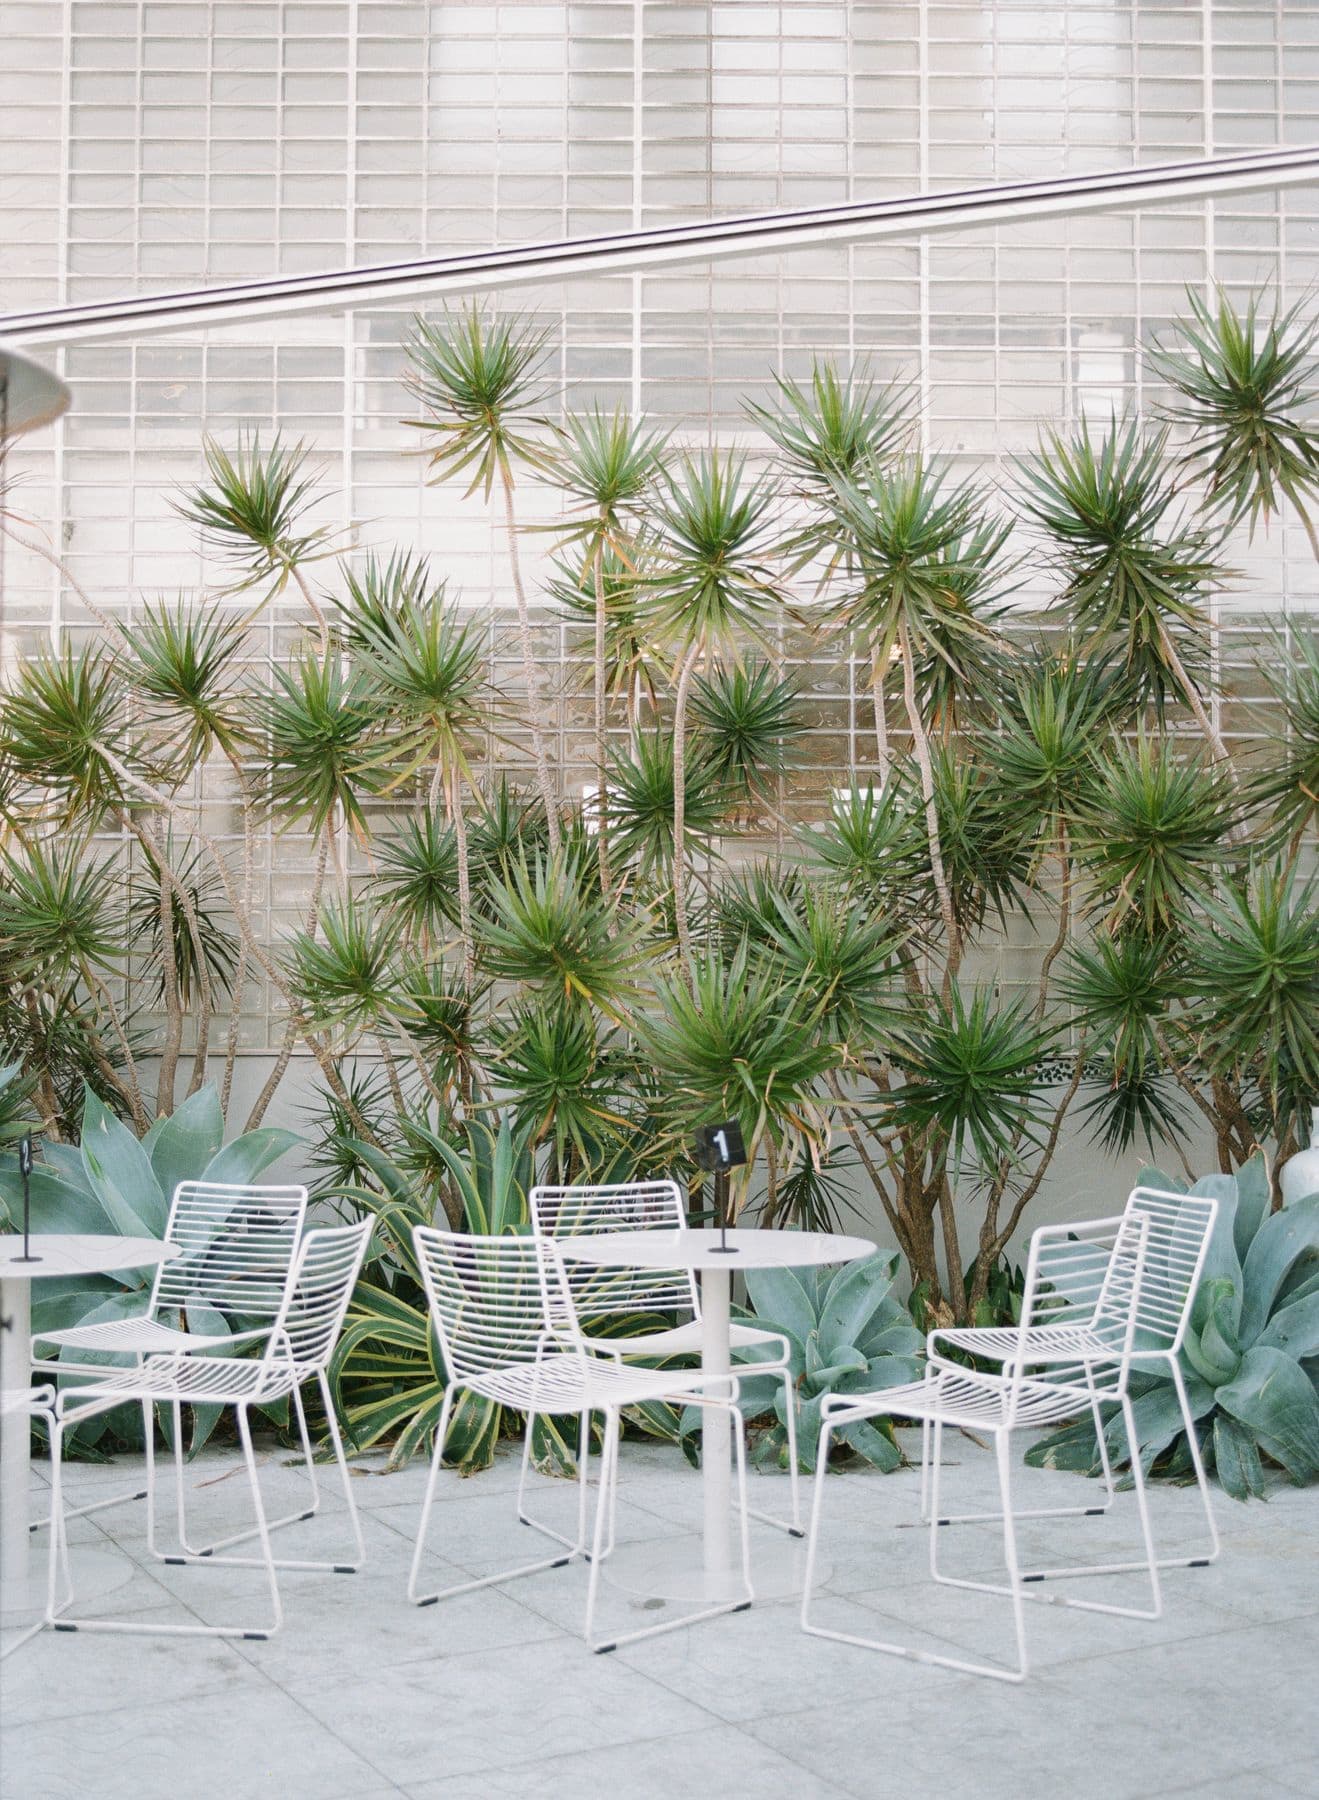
[[1028, 1157, 1319, 1500], [329, 1118, 601, 1473], [0, 1084, 300, 1452], [682, 1250, 924, 1473]]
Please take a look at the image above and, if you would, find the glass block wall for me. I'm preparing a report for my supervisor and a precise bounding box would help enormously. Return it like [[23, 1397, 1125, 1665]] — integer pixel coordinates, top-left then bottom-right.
[[1, 0, 1316, 1076]]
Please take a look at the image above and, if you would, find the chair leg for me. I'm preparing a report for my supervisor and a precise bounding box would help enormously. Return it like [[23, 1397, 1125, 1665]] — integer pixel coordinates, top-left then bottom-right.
[[587, 1399, 755, 1655], [803, 1412, 1028, 1682], [411, 1392, 586, 1609], [169, 1383, 325, 1564], [517, 1408, 593, 1555], [741, 1368, 804, 1538], [172, 1374, 364, 1575], [51, 1404, 284, 1640]]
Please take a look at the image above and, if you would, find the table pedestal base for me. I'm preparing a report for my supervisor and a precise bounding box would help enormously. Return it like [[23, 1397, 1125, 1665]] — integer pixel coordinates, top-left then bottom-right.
[[600, 1532, 830, 1604]]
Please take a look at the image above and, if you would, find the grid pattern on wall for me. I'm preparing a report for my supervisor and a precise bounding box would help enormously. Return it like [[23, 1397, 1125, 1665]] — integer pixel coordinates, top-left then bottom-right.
[[1, 0, 1317, 1053]]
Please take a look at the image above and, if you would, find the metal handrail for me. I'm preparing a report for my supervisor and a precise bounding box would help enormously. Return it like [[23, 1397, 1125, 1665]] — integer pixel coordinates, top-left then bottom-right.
[[3, 145, 1317, 346]]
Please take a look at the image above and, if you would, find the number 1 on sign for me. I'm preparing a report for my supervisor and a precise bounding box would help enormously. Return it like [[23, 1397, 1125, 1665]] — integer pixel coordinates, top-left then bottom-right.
[[713, 1129, 729, 1165]]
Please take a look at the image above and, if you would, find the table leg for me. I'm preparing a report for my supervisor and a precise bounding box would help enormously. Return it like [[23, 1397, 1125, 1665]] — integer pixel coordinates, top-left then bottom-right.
[[700, 1266, 733, 1587], [0, 1277, 36, 1623]]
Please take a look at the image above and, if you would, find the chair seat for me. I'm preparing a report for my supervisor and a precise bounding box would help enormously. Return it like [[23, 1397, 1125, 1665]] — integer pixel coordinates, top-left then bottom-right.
[[54, 1351, 304, 1418], [469, 1353, 739, 1416], [928, 1323, 1125, 1366], [581, 1320, 786, 1361], [34, 1317, 264, 1359], [826, 1369, 1094, 1434]]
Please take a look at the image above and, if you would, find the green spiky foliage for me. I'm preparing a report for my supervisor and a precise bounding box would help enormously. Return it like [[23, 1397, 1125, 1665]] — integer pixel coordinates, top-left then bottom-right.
[[1, 642, 129, 827], [1151, 286, 1319, 550], [404, 305, 561, 845], [117, 597, 249, 769], [487, 999, 631, 1178], [1016, 419, 1222, 728], [127, 842, 239, 1009], [1252, 624, 1319, 855], [876, 986, 1058, 1178], [643, 449, 784, 958], [1073, 731, 1238, 937], [1065, 932, 1188, 1156], [636, 941, 837, 1223], [746, 358, 912, 501], [374, 810, 461, 943], [474, 849, 650, 1020], [261, 651, 383, 838], [289, 897, 403, 1037], [688, 659, 807, 802], [605, 732, 734, 881], [174, 431, 336, 598]]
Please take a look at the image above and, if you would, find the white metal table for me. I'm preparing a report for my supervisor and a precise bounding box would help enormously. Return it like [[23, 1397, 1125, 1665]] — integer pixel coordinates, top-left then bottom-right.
[[557, 1226, 875, 1602], [0, 1233, 175, 1629]]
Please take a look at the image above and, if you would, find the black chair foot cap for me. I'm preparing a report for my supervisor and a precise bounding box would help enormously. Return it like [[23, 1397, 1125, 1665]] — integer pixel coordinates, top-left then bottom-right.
[[198, 1548, 213, 1558], [1022, 1573, 1045, 1583], [300, 1510, 316, 1522], [164, 1556, 186, 1565], [1191, 1558, 1210, 1567], [1085, 1507, 1106, 1516], [53, 1623, 76, 1632], [732, 1601, 752, 1613], [333, 1564, 356, 1574], [243, 1631, 269, 1641], [595, 1643, 617, 1654], [552, 1556, 571, 1568], [418, 1595, 439, 1607], [788, 1527, 806, 1539]]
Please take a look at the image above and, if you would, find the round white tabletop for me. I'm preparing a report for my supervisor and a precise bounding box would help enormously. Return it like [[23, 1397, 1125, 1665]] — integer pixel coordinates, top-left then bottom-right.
[[1, 1234, 177, 1280], [558, 1227, 877, 1272], [557, 1225, 877, 1606], [1, 1233, 176, 1634]]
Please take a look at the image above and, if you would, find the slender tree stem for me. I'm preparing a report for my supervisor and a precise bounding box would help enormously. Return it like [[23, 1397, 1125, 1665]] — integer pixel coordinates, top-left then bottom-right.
[[499, 468, 561, 851], [670, 643, 701, 968], [897, 623, 958, 980], [592, 529, 612, 893], [871, 657, 891, 788]]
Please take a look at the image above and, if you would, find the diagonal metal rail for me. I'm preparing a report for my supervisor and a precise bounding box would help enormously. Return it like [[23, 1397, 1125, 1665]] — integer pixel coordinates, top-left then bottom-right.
[[3, 145, 1317, 346]]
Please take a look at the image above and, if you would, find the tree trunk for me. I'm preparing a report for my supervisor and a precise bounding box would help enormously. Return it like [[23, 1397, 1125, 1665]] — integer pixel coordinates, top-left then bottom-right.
[[897, 623, 958, 976], [592, 529, 612, 893], [871, 657, 891, 788]]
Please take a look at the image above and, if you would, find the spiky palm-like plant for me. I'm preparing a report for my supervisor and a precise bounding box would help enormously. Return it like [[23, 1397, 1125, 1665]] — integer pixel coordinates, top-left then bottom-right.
[[816, 454, 1008, 963], [262, 651, 382, 849], [1252, 624, 1319, 858], [548, 406, 667, 888], [605, 731, 733, 883], [644, 449, 783, 959], [487, 999, 631, 1180], [747, 357, 912, 505], [374, 809, 461, 946], [405, 306, 561, 849], [1073, 730, 1238, 938], [174, 431, 336, 639], [475, 848, 650, 1022], [1151, 286, 1319, 554], [342, 550, 488, 984], [637, 940, 837, 1222], [1016, 418, 1226, 753], [688, 659, 807, 806]]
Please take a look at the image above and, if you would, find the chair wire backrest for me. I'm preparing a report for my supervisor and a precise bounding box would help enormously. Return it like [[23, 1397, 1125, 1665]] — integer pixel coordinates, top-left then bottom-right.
[[149, 1181, 308, 1322], [413, 1227, 565, 1385], [529, 1181, 699, 1329], [1124, 1187, 1219, 1352], [1004, 1211, 1151, 1419], [264, 1219, 372, 1377]]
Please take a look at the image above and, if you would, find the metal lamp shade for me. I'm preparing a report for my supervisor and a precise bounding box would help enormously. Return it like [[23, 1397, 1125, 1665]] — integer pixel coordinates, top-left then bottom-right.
[[0, 345, 70, 442]]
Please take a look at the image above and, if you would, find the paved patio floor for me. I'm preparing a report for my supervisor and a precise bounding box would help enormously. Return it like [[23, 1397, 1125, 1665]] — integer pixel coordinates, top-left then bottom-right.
[[2, 1429, 1317, 1800]]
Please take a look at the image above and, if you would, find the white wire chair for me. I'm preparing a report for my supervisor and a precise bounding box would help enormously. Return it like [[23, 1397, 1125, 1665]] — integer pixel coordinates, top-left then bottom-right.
[[43, 1219, 372, 1641], [0, 1384, 70, 1661], [925, 1186, 1221, 1571], [802, 1211, 1158, 1681], [409, 1225, 754, 1653], [529, 1180, 801, 1539], [30, 1180, 309, 1553]]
